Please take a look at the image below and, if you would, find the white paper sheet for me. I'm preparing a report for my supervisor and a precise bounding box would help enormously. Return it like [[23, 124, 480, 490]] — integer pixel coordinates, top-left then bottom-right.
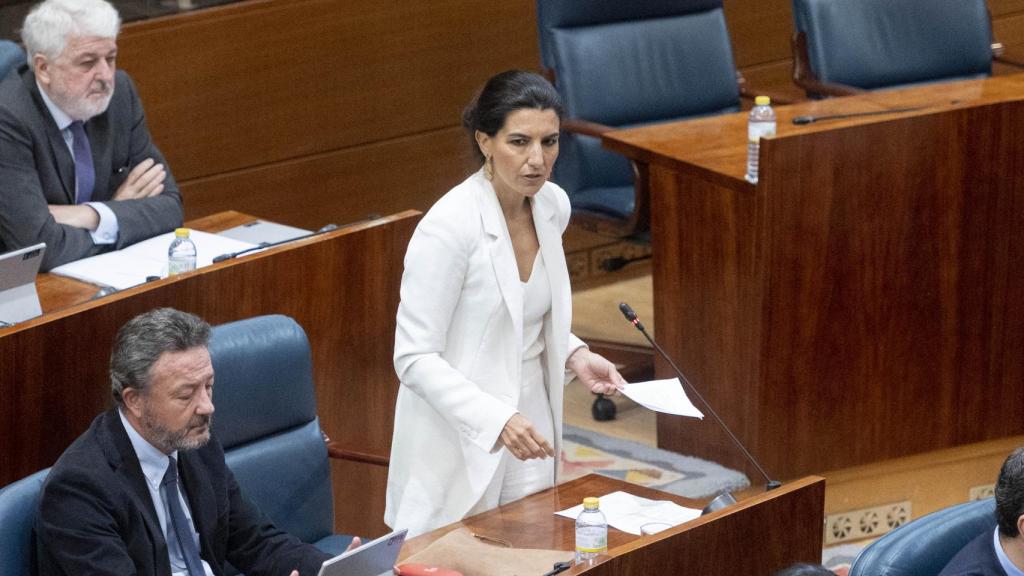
[[619, 377, 704, 418], [50, 230, 256, 290], [555, 491, 701, 535]]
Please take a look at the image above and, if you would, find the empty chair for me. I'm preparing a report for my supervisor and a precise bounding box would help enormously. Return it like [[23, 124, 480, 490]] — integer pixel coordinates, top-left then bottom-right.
[[209, 315, 368, 573], [0, 468, 50, 576], [0, 40, 24, 80], [849, 497, 995, 576], [791, 0, 1014, 98], [536, 0, 744, 240]]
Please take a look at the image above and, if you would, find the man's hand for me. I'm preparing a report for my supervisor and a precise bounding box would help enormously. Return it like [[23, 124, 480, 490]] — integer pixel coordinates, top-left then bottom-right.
[[345, 536, 362, 552], [499, 413, 555, 460], [567, 348, 627, 396], [48, 204, 99, 230], [113, 158, 166, 200]]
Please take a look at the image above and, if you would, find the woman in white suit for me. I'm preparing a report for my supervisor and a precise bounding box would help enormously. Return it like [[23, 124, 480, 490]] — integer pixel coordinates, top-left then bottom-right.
[[385, 71, 627, 536]]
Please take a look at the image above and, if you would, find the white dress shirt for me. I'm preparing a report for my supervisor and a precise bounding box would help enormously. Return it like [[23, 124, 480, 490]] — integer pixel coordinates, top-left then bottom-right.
[[37, 82, 119, 244], [118, 409, 214, 576]]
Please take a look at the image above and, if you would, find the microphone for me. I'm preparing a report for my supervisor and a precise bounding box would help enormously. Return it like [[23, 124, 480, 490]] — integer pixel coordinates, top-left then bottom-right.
[[599, 254, 652, 272], [792, 105, 925, 125], [618, 302, 781, 500], [212, 223, 340, 263]]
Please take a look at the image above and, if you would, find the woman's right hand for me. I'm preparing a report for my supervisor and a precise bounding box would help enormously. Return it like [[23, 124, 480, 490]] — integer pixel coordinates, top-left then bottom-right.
[[499, 414, 555, 460]]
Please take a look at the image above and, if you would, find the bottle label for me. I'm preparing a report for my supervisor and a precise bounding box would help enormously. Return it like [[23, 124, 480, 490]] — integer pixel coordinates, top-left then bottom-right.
[[575, 526, 607, 553], [748, 121, 777, 143]]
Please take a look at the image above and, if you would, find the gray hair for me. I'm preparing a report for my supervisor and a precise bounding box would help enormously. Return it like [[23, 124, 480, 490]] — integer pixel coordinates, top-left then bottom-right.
[[110, 308, 211, 405], [22, 0, 121, 61]]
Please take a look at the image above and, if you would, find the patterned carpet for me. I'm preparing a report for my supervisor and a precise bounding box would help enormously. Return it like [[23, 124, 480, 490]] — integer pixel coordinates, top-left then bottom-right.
[[559, 424, 749, 499], [560, 423, 866, 573]]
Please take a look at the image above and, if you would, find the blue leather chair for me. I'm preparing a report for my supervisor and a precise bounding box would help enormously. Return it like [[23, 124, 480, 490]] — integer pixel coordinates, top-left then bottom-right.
[[209, 315, 359, 573], [536, 0, 743, 240], [0, 40, 24, 80], [0, 468, 49, 576], [849, 497, 996, 576], [791, 0, 1014, 98]]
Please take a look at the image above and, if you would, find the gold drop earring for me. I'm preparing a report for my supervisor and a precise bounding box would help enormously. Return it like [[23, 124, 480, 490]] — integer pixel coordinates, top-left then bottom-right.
[[483, 155, 494, 180]]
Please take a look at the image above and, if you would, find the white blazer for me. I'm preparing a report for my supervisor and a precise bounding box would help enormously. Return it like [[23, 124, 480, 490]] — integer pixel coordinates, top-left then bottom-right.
[[384, 171, 585, 536]]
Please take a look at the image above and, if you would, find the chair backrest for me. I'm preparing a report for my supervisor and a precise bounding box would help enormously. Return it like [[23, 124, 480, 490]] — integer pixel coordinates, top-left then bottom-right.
[[793, 0, 993, 91], [208, 315, 333, 549], [0, 468, 50, 576], [0, 40, 24, 80], [849, 497, 996, 576], [537, 0, 740, 201]]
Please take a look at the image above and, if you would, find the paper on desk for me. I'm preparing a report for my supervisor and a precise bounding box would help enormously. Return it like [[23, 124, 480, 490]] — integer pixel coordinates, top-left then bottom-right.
[[620, 378, 704, 418], [50, 230, 256, 290], [555, 491, 701, 535]]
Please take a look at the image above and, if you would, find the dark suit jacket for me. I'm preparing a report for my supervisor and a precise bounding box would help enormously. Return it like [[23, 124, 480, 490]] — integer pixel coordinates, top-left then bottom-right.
[[939, 529, 1010, 576], [0, 65, 183, 271], [35, 409, 330, 576]]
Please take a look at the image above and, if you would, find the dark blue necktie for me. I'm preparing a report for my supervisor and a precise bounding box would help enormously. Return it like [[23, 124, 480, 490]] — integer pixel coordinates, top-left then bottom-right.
[[68, 121, 94, 204], [162, 457, 205, 576]]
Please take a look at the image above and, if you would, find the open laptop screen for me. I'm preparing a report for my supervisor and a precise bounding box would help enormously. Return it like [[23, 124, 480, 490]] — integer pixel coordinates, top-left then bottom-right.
[[318, 529, 407, 576], [0, 243, 45, 326]]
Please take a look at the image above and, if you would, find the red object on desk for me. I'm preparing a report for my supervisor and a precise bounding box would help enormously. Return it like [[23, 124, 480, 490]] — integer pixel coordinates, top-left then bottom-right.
[[396, 563, 463, 576]]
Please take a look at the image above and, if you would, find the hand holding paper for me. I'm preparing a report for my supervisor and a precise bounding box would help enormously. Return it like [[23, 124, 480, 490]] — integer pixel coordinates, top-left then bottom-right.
[[619, 378, 703, 418]]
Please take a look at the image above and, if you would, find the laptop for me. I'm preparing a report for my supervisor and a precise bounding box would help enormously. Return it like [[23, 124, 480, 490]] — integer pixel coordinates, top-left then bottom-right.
[[318, 529, 408, 576], [0, 243, 45, 326]]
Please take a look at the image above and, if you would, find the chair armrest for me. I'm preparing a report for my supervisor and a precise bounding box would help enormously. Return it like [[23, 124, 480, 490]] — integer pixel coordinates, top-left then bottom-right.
[[562, 118, 614, 139], [737, 72, 798, 106], [791, 32, 867, 98], [322, 434, 390, 466], [992, 43, 1024, 69]]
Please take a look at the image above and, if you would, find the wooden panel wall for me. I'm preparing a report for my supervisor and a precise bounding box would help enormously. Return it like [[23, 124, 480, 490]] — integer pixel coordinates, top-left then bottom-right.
[[115, 0, 538, 229], [108, 0, 1024, 235]]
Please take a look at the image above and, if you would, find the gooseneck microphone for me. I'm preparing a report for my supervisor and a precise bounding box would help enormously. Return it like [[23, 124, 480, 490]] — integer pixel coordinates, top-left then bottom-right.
[[212, 223, 340, 263], [618, 302, 781, 495]]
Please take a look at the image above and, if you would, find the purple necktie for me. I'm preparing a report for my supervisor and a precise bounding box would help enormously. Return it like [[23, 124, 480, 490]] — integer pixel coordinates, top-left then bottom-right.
[[68, 121, 94, 204]]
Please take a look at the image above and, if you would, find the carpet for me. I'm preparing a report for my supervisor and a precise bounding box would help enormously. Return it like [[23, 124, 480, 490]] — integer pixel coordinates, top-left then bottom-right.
[[560, 424, 750, 499]]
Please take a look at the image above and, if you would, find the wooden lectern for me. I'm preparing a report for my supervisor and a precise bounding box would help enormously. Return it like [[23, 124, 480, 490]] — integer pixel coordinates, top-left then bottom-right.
[[604, 75, 1024, 480]]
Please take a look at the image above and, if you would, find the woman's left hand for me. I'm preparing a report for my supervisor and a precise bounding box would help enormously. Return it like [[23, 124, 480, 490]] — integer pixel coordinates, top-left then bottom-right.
[[566, 348, 627, 395]]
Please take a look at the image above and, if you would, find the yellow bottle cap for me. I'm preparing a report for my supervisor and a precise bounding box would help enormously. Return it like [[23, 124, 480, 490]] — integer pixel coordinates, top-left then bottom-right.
[[175, 228, 190, 237], [583, 497, 599, 509], [755, 96, 771, 106]]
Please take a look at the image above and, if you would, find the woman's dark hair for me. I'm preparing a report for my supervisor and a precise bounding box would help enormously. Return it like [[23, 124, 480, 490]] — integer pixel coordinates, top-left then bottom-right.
[[462, 70, 564, 162]]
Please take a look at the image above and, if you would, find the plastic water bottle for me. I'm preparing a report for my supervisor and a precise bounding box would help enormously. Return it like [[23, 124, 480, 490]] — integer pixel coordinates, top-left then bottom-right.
[[167, 228, 197, 276], [575, 496, 608, 565], [745, 95, 776, 184]]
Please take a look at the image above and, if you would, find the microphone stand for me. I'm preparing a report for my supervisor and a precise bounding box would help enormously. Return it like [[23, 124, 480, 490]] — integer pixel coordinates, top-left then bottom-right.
[[618, 302, 781, 511]]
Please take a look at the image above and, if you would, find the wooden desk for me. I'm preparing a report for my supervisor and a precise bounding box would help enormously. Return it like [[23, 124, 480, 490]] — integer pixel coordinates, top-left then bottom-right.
[[403, 474, 825, 575], [1, 210, 419, 536], [603, 75, 1024, 480]]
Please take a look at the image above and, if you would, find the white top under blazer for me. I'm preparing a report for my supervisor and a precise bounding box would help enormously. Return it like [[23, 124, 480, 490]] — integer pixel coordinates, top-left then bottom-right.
[[384, 170, 586, 536]]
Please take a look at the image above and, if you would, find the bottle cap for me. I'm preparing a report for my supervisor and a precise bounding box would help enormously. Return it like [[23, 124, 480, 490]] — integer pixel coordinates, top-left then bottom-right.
[[755, 95, 771, 106], [175, 228, 190, 237], [583, 497, 599, 509]]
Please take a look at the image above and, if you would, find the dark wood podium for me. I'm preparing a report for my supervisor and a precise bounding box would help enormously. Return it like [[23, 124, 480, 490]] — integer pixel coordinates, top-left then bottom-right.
[[603, 75, 1024, 480], [0, 210, 419, 536], [403, 474, 825, 575]]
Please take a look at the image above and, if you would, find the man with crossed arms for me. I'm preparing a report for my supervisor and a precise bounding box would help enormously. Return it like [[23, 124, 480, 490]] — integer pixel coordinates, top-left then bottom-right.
[[0, 0, 181, 271]]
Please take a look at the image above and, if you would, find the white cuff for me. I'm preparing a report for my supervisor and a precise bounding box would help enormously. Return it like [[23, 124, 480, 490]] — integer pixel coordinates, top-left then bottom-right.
[[86, 202, 119, 244]]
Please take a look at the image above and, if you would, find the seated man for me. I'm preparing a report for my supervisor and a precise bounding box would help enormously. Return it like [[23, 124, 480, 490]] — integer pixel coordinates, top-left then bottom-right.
[[0, 0, 182, 271], [35, 308, 358, 576], [940, 447, 1024, 576]]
